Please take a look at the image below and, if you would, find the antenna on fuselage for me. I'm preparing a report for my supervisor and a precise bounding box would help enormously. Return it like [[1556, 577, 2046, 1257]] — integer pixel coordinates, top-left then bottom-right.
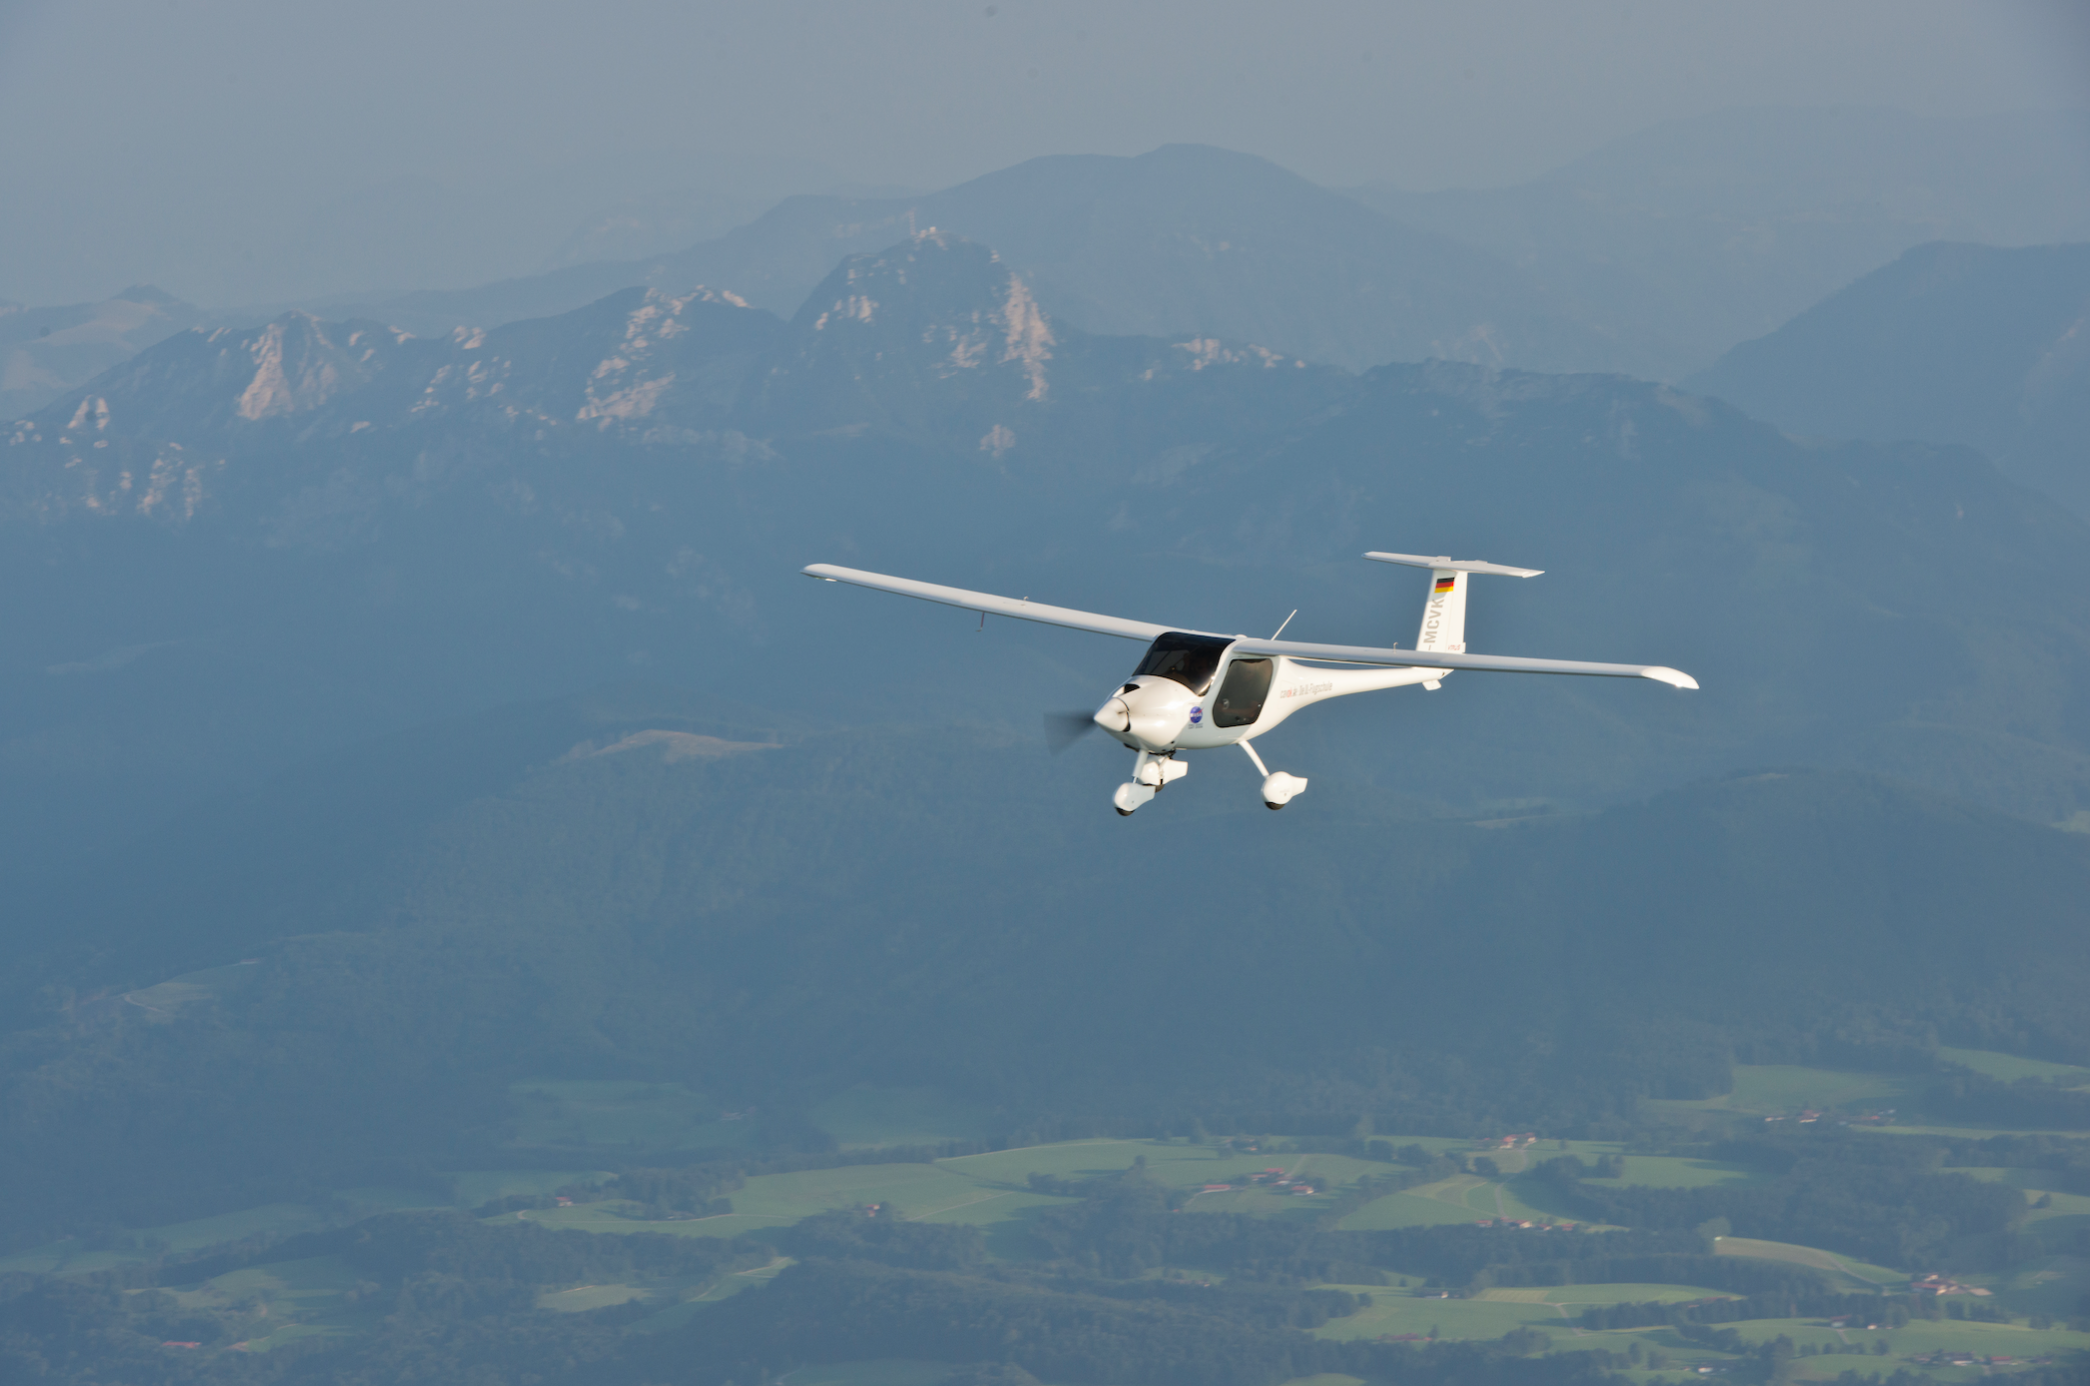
[[1271, 610, 1296, 639]]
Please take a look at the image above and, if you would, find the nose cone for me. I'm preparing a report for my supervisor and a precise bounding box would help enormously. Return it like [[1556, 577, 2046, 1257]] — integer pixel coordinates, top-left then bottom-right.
[[1102, 679, 1193, 751]]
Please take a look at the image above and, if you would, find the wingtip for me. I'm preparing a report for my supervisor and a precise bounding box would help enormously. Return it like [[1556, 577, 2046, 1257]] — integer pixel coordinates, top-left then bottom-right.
[[1645, 667, 1700, 690]]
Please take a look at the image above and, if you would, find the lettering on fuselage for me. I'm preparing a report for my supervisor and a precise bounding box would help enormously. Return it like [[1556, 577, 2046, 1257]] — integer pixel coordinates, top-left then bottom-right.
[[1278, 681, 1335, 700]]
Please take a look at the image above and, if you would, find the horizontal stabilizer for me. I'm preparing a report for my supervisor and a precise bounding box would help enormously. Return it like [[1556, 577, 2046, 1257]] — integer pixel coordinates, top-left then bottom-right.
[[1364, 551, 1542, 578]]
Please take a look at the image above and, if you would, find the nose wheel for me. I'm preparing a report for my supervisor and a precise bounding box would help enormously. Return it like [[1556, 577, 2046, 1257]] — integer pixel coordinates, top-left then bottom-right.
[[1111, 753, 1186, 815]]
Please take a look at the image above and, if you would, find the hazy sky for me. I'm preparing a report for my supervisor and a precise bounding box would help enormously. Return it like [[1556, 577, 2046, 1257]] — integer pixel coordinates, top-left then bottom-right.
[[1, 0, 2084, 304]]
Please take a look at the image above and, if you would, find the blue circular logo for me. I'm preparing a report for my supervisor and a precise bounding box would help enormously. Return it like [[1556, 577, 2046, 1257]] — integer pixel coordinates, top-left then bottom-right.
[[1189, 706, 1203, 725]]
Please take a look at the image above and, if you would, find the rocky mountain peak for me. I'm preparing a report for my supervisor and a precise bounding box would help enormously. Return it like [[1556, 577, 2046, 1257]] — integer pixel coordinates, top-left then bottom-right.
[[753, 233, 1059, 435]]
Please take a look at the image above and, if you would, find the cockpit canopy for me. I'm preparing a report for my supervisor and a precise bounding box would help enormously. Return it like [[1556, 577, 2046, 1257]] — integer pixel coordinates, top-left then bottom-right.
[[1133, 631, 1234, 695]]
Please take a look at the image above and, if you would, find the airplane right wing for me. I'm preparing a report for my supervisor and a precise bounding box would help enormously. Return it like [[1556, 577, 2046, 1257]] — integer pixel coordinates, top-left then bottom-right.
[[1230, 635, 1699, 689], [802, 564, 1177, 642]]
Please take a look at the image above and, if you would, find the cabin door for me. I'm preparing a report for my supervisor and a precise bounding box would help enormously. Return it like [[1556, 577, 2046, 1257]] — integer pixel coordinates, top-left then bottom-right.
[[1212, 657, 1273, 728]]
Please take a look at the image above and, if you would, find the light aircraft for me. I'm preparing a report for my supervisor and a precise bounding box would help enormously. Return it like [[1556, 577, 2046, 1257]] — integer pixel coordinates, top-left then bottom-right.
[[803, 553, 1697, 815]]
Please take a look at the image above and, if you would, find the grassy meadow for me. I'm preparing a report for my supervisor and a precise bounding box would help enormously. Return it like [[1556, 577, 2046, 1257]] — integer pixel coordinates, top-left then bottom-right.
[[10, 1063, 2087, 1372], [1713, 1236, 1907, 1291], [1938, 1047, 2090, 1087]]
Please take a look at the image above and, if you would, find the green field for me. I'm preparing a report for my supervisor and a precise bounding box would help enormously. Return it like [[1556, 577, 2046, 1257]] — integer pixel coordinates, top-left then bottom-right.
[[159, 1253, 375, 1352], [1717, 1315, 2090, 1379], [1714, 1236, 1907, 1290], [937, 1137, 1263, 1187], [1337, 1160, 1612, 1233], [27, 1121, 2090, 1377], [1312, 1280, 2090, 1375], [1336, 1189, 1492, 1230], [1937, 1047, 2090, 1087], [537, 1282, 653, 1311], [1577, 1154, 1766, 1190], [1310, 1285, 1580, 1344], [24, 1115, 2088, 1374], [509, 1158, 1069, 1248], [1308, 1283, 1734, 1347], [493, 1140, 1434, 1259]]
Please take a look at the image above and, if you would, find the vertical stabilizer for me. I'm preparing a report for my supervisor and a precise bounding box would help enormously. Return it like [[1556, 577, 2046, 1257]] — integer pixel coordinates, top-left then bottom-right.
[[1360, 552, 1544, 664], [1416, 569, 1467, 653]]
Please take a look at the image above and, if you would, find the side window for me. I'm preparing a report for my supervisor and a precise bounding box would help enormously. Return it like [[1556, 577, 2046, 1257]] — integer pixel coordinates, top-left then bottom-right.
[[1212, 658, 1273, 728]]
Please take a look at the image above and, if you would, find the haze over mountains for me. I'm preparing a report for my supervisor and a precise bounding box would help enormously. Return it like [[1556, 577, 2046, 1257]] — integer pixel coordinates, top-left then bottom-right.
[[1688, 242, 2090, 516], [8, 106, 2084, 426], [337, 110, 2090, 384], [1349, 107, 2090, 378], [0, 287, 214, 422]]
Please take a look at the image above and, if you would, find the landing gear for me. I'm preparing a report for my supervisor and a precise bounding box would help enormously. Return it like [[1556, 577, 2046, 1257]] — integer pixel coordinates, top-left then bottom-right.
[[1239, 739, 1307, 810], [1111, 752, 1185, 815]]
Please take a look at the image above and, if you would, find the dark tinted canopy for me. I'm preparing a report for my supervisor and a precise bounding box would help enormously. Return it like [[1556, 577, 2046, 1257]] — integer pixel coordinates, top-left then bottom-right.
[[1134, 631, 1233, 694]]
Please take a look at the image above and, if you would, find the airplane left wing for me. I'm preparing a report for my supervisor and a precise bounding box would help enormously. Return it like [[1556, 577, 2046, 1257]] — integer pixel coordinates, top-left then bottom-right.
[[1231, 636, 1698, 689], [802, 564, 1176, 642]]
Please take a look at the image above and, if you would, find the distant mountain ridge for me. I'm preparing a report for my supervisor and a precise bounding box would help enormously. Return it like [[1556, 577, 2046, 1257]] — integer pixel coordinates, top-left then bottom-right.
[[6, 228, 2090, 872], [0, 285, 218, 420], [22, 116, 2084, 401], [1685, 240, 2090, 516], [334, 145, 1615, 375], [1346, 107, 2090, 378], [4, 234, 1341, 532]]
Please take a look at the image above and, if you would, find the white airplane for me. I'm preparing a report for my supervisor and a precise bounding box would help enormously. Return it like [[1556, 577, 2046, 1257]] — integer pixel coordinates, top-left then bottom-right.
[[804, 553, 1697, 815]]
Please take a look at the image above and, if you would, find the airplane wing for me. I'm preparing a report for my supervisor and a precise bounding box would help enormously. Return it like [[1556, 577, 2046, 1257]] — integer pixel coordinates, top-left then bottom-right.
[[1229, 636, 1699, 689], [802, 564, 1175, 642], [803, 563, 1698, 687]]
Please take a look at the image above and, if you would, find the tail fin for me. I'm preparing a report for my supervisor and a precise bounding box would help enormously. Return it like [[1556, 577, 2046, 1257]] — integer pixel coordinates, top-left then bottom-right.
[[1417, 567, 1469, 653], [1362, 552, 1544, 655]]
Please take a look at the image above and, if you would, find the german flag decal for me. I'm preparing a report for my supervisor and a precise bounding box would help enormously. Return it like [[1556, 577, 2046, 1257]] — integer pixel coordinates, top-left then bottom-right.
[[1433, 575, 1457, 593]]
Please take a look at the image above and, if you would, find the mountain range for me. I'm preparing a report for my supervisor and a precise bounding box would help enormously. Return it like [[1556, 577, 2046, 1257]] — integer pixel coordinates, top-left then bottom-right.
[[9, 112, 2083, 419], [0, 285, 214, 421], [336, 110, 2090, 382], [337, 145, 1612, 376], [6, 228, 2090, 894], [1349, 107, 2090, 380], [1687, 241, 2090, 517]]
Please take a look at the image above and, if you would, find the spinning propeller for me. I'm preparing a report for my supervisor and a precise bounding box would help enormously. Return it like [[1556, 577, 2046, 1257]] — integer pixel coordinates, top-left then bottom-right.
[[1043, 710, 1102, 755]]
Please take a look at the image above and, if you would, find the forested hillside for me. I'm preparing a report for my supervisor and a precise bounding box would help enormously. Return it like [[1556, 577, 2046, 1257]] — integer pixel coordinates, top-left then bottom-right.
[[5, 691, 2089, 1253]]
